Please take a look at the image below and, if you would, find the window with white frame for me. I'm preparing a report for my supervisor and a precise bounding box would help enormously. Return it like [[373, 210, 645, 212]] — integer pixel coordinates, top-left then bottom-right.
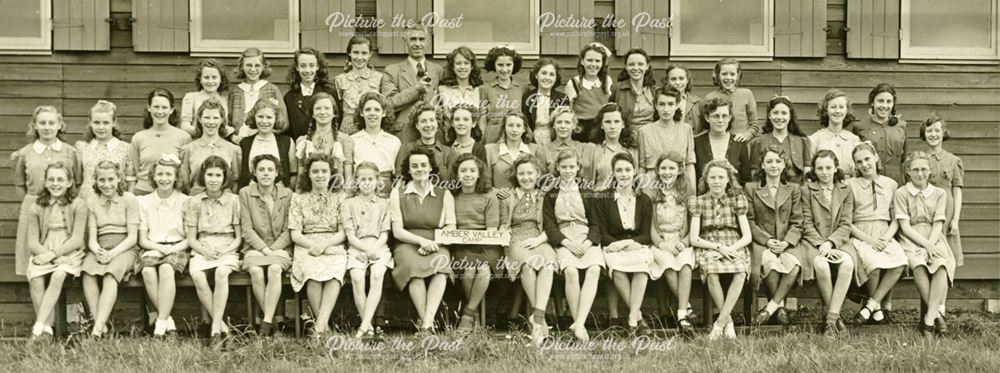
[[432, 0, 540, 55], [0, 0, 50, 54], [901, 0, 999, 61], [669, 0, 773, 57], [190, 0, 299, 54]]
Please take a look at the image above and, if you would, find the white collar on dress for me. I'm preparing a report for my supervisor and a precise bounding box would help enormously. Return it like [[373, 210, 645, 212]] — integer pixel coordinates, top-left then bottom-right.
[[32, 139, 63, 154]]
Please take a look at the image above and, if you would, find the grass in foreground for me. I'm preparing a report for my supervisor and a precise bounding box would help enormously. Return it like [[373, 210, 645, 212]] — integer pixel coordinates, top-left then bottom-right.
[[1, 311, 998, 372]]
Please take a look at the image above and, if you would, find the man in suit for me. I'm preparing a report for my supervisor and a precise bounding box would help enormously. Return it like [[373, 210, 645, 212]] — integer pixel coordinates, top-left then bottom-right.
[[381, 27, 443, 144]]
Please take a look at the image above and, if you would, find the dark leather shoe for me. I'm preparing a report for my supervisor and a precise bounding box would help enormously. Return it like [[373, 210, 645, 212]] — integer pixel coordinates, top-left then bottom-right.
[[774, 308, 790, 325], [934, 316, 948, 335], [753, 309, 772, 326]]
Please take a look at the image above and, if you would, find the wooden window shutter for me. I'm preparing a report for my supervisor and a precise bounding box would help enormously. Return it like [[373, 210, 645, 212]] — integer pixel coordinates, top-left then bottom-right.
[[774, 0, 827, 57], [613, 0, 668, 56], [377, 0, 432, 54], [53, 0, 110, 51], [301, 0, 356, 53], [132, 0, 189, 52], [540, 0, 596, 55], [846, 0, 900, 58]]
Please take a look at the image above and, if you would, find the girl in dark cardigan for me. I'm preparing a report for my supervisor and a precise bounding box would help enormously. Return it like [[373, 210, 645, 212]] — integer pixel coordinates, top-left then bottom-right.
[[542, 149, 604, 341], [593, 152, 656, 335]]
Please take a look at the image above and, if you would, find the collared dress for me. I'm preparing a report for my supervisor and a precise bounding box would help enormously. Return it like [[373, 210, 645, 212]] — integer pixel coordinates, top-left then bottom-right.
[[500, 188, 557, 279], [288, 190, 349, 290], [849, 116, 908, 184], [76, 137, 137, 197], [184, 192, 241, 273], [846, 176, 907, 283], [296, 127, 355, 189], [340, 193, 394, 270], [688, 191, 751, 277], [335, 68, 384, 134], [809, 128, 861, 176], [894, 183, 956, 284], [482, 78, 527, 143], [81, 193, 140, 282], [647, 187, 696, 273], [928, 149, 965, 266], [137, 190, 190, 272], [389, 183, 456, 289], [24, 199, 87, 280], [179, 136, 242, 195]]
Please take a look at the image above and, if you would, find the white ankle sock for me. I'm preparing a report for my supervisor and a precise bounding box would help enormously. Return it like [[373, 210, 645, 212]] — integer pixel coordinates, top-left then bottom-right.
[[153, 319, 166, 336], [871, 301, 884, 321], [765, 301, 780, 314], [166, 317, 176, 331], [31, 323, 45, 336], [677, 308, 689, 319]]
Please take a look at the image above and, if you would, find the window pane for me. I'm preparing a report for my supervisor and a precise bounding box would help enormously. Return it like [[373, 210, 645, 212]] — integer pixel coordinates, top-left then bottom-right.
[[439, 0, 532, 45], [910, 0, 993, 48], [680, 0, 766, 45], [202, 0, 290, 41], [0, 0, 42, 38]]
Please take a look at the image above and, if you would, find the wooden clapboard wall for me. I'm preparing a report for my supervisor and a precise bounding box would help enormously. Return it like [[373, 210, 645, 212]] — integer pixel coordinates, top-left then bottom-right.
[[0, 0, 997, 325]]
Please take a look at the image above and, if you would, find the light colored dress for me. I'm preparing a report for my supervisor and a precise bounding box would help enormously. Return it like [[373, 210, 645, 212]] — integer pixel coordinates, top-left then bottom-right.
[[80, 193, 140, 282], [335, 68, 384, 134], [847, 177, 907, 283], [288, 191, 349, 291], [809, 128, 861, 176], [341, 194, 394, 270], [76, 138, 136, 197], [894, 183, 956, 284], [25, 200, 85, 280], [184, 192, 241, 273], [137, 190, 190, 272], [648, 188, 696, 274]]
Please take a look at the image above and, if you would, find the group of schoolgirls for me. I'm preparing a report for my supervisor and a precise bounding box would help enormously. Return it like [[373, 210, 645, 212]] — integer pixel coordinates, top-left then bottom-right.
[[15, 32, 964, 344]]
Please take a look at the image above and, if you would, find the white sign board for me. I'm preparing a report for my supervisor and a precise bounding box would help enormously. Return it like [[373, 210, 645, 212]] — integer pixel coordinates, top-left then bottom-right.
[[434, 229, 511, 246]]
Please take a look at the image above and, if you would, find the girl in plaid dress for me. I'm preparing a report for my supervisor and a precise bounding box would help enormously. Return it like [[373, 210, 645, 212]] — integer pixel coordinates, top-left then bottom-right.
[[688, 160, 752, 340]]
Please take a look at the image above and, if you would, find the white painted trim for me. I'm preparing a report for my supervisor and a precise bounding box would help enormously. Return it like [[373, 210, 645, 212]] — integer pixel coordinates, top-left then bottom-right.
[[669, 0, 774, 57], [190, 0, 300, 55], [900, 0, 1000, 61], [0, 0, 51, 54], [432, 0, 540, 56]]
